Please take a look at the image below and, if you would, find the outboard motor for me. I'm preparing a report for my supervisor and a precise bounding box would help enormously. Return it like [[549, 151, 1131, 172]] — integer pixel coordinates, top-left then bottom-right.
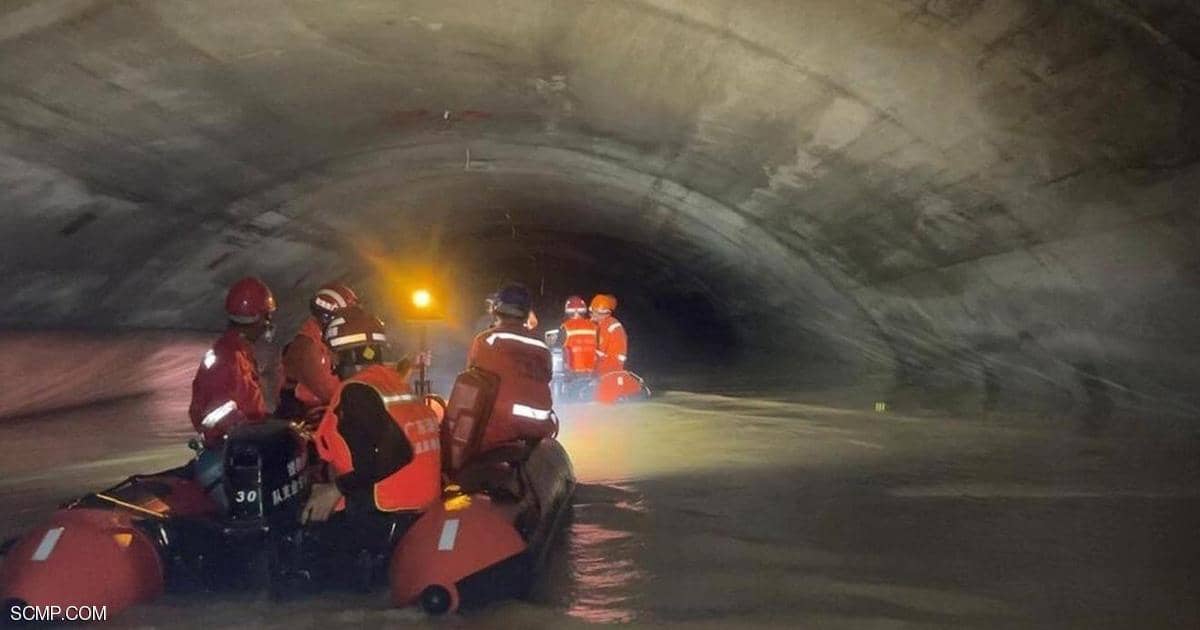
[[549, 348, 565, 402], [223, 421, 311, 530], [209, 422, 312, 592], [543, 330, 565, 403]]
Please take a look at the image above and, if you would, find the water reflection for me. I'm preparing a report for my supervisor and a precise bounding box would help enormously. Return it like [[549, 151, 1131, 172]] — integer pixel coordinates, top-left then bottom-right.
[[531, 481, 650, 624], [565, 522, 643, 623]]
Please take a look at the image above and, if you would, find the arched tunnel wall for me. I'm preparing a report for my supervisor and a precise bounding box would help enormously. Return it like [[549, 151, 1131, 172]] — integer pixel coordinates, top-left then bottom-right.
[[1, 0, 1198, 419]]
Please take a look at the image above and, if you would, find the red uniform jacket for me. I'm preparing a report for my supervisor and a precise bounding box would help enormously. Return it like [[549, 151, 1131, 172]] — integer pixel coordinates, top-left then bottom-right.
[[466, 323, 555, 450], [189, 329, 269, 447], [561, 317, 599, 373], [314, 364, 441, 512], [594, 315, 628, 374], [278, 317, 339, 415]]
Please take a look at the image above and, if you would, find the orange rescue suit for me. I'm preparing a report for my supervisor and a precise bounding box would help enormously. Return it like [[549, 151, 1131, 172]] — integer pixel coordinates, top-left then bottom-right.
[[594, 315, 628, 374], [278, 317, 340, 415], [314, 364, 441, 512], [561, 317, 598, 373], [466, 323, 556, 451], [189, 328, 269, 447]]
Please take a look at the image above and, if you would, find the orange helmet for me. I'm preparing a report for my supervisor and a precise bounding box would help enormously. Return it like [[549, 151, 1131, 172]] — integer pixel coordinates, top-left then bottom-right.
[[310, 282, 359, 321], [564, 295, 587, 316], [589, 294, 617, 314], [225, 277, 276, 324]]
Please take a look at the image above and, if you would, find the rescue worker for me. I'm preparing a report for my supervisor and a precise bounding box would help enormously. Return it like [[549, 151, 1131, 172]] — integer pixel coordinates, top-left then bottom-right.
[[475, 290, 537, 334], [276, 283, 358, 420], [560, 295, 598, 375], [466, 283, 556, 452], [303, 306, 442, 523], [188, 276, 276, 500], [590, 293, 627, 374]]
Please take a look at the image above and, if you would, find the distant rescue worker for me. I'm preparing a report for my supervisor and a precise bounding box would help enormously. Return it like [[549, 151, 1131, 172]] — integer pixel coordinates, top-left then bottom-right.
[[466, 283, 556, 451], [590, 294, 627, 374], [303, 306, 442, 522], [188, 277, 276, 495], [276, 283, 358, 420], [560, 295, 598, 374]]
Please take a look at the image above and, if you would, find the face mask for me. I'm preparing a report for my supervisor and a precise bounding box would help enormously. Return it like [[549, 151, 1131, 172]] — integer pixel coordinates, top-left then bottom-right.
[[262, 320, 276, 344]]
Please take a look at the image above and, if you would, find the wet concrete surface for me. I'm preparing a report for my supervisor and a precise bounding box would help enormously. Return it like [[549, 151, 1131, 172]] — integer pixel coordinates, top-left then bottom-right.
[[1, 340, 1198, 628]]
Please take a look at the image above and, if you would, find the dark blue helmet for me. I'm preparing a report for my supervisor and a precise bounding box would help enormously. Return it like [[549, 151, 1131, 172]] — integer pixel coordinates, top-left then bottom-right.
[[493, 283, 532, 319]]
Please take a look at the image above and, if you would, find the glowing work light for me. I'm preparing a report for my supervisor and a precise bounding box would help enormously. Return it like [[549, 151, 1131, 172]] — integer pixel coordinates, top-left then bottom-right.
[[412, 289, 432, 309]]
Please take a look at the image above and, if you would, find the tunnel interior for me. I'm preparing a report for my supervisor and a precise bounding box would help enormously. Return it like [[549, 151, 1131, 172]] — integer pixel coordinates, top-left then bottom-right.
[[3, 2, 1200, 627], [1, 0, 1199, 419]]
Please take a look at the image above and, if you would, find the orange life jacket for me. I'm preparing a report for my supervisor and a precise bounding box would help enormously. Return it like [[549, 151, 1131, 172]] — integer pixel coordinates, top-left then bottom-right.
[[594, 315, 628, 374], [314, 365, 441, 512], [561, 317, 598, 373], [465, 324, 555, 451], [278, 318, 339, 413]]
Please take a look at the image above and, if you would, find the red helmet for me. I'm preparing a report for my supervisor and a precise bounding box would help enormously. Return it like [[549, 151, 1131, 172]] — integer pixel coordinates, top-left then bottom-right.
[[564, 295, 587, 316], [310, 282, 359, 319], [225, 277, 276, 324]]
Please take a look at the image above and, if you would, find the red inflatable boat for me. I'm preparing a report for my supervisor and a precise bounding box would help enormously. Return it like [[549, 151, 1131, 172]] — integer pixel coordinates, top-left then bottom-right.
[[0, 373, 576, 620]]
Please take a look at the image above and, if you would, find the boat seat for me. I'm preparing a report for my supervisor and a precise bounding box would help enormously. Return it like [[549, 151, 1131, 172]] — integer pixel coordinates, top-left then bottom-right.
[[452, 441, 533, 497]]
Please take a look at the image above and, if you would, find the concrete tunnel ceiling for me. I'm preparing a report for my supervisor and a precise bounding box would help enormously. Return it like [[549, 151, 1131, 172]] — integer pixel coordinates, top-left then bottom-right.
[[1, 0, 1199, 414]]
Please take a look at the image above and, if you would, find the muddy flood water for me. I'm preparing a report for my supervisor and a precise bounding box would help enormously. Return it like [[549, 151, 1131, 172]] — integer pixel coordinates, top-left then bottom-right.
[[1, 335, 1198, 628]]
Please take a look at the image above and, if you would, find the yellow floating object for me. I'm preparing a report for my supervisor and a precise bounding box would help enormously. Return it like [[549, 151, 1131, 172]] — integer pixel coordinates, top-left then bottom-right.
[[444, 494, 472, 512]]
